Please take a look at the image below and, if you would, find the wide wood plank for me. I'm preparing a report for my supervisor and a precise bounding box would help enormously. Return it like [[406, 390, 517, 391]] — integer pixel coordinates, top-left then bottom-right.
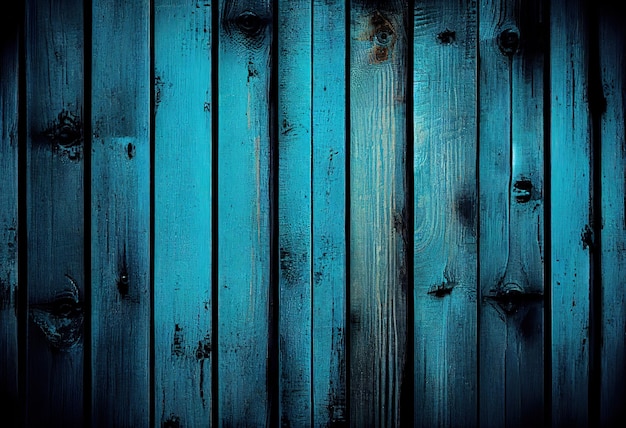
[[0, 8, 20, 426], [217, 0, 273, 424], [311, 0, 347, 425], [413, 1, 478, 426], [478, 1, 546, 426], [598, 4, 626, 425], [24, 0, 85, 424], [277, 0, 312, 425], [550, 0, 592, 425], [91, 0, 151, 425], [350, 1, 409, 425], [154, 0, 212, 425]]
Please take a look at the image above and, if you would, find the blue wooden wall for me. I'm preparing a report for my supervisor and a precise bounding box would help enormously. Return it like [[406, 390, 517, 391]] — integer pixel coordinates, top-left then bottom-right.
[[1, 0, 625, 426]]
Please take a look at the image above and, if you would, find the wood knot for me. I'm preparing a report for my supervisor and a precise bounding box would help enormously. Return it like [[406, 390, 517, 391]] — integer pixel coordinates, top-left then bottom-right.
[[497, 28, 520, 56]]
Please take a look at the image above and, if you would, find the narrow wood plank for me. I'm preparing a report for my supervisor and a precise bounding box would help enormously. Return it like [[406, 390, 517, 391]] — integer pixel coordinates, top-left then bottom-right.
[[91, 0, 151, 425], [311, 0, 347, 425], [412, 1, 478, 426], [350, 1, 409, 425], [217, 0, 273, 424], [550, 0, 592, 425], [598, 5, 626, 425], [154, 0, 212, 426], [24, 0, 85, 424], [277, 0, 312, 425], [478, 1, 546, 426], [0, 9, 20, 426]]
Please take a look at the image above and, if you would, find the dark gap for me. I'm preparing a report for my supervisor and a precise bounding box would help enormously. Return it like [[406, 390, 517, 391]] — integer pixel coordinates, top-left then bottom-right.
[[587, 0, 604, 424], [268, 1, 280, 425], [400, 1, 415, 426], [475, 1, 482, 426], [309, 2, 315, 426], [344, 0, 352, 425], [17, 1, 28, 425], [149, 0, 156, 425], [543, 0, 553, 424], [82, 0, 93, 425], [210, 0, 219, 425]]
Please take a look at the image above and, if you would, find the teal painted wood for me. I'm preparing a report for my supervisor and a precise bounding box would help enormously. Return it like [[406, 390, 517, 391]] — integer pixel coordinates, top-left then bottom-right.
[[598, 6, 626, 425], [350, 1, 408, 425], [479, 1, 546, 426], [413, 1, 478, 426], [217, 0, 273, 425], [24, 0, 85, 424], [550, 0, 591, 425], [311, 0, 347, 425], [91, 0, 151, 425], [278, 0, 312, 425], [154, 0, 212, 425], [0, 9, 19, 426]]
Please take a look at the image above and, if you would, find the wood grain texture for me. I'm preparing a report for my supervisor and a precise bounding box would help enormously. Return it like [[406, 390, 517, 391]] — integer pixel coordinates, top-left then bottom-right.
[[0, 7, 19, 426], [311, 0, 347, 425], [277, 0, 312, 425], [478, 1, 546, 426], [350, 1, 408, 425], [154, 0, 212, 426], [217, 0, 273, 425], [598, 5, 626, 425], [412, 1, 478, 426], [91, 0, 151, 425], [550, 0, 591, 425], [24, 0, 85, 424]]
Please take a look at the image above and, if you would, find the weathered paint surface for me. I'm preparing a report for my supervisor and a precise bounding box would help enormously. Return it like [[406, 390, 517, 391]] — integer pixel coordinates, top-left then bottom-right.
[[154, 0, 212, 425], [479, 1, 546, 426], [25, 0, 85, 424], [91, 0, 151, 425], [413, 1, 478, 426]]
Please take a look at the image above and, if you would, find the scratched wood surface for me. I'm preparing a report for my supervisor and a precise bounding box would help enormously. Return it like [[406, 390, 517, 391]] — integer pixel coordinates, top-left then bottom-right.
[[349, 1, 409, 425], [412, 1, 478, 426], [217, 0, 273, 425], [0, 6, 19, 426], [154, 0, 212, 426], [24, 0, 85, 424], [550, 0, 592, 425], [277, 0, 312, 425], [91, 0, 151, 425], [311, 0, 347, 425], [478, 0, 546, 426], [598, 4, 626, 425]]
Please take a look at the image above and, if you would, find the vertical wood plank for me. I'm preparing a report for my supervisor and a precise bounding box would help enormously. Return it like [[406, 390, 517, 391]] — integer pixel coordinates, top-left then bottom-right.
[[312, 0, 347, 425], [154, 0, 212, 426], [277, 0, 312, 425], [550, 0, 591, 425], [91, 0, 151, 425], [0, 8, 20, 426], [350, 1, 409, 425], [598, 5, 626, 425], [217, 0, 273, 424], [412, 1, 478, 426], [478, 1, 546, 426], [24, 0, 85, 424]]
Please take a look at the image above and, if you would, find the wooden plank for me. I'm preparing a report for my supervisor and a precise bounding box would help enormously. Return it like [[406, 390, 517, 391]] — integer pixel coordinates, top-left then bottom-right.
[[350, 1, 409, 425], [0, 7, 20, 426], [217, 0, 273, 425], [311, 0, 347, 425], [598, 5, 626, 425], [277, 0, 312, 425], [154, 0, 212, 426], [550, 0, 592, 425], [412, 1, 478, 426], [91, 0, 151, 425], [24, 0, 85, 424], [478, 1, 546, 426]]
